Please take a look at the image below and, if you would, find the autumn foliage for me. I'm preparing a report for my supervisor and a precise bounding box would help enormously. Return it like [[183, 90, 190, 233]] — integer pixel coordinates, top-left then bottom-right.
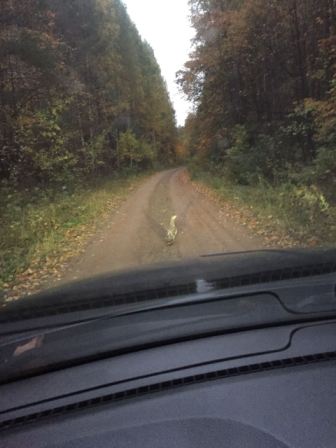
[[0, 0, 176, 186], [179, 0, 336, 201]]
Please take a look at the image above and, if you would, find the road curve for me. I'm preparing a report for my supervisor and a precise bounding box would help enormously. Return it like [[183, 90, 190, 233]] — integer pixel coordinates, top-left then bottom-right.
[[64, 168, 263, 282]]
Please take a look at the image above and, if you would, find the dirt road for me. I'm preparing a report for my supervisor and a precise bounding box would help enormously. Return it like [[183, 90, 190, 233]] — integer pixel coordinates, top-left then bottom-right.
[[65, 168, 263, 282]]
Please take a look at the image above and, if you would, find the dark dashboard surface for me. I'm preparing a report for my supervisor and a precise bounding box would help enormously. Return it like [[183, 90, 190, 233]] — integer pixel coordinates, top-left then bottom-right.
[[1, 320, 336, 448], [1, 250, 336, 447]]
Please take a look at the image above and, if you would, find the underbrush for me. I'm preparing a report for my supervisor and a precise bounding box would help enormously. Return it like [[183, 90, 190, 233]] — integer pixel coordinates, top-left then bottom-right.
[[0, 172, 147, 289], [189, 163, 336, 246]]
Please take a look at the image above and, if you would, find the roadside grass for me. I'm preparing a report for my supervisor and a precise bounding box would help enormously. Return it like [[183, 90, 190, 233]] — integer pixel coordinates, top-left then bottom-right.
[[189, 166, 336, 247], [0, 172, 148, 294]]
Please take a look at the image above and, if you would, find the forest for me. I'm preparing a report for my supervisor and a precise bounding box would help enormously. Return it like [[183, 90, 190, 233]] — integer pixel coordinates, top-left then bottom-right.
[[0, 0, 177, 288], [179, 0, 336, 218], [0, 0, 176, 186]]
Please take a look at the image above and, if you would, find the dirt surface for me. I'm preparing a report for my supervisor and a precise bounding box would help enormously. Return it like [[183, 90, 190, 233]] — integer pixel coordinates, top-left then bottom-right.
[[63, 168, 263, 283]]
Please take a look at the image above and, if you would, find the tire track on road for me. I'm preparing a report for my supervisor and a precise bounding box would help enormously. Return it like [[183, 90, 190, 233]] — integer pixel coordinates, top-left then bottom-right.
[[62, 168, 263, 283]]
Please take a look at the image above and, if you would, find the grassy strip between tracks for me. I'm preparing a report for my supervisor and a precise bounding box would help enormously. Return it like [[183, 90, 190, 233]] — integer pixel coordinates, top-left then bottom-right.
[[0, 172, 149, 299], [189, 166, 336, 249]]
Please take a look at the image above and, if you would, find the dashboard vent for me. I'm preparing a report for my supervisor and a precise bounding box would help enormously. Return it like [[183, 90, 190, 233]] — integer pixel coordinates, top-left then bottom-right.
[[1, 350, 335, 432], [0, 283, 197, 322], [213, 262, 336, 289]]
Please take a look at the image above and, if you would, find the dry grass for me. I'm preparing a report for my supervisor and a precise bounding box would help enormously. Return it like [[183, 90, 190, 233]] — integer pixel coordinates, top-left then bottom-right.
[[0, 173, 148, 299]]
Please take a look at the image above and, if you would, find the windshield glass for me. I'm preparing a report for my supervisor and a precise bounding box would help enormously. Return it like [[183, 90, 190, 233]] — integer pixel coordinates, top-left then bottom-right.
[[1, 3, 335, 312]]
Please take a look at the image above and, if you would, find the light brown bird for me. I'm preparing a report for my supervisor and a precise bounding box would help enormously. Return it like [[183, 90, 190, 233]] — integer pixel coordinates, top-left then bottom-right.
[[166, 215, 178, 245]]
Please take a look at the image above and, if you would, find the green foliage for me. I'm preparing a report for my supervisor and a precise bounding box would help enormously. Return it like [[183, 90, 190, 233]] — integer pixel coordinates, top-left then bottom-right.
[[16, 105, 76, 184], [291, 90, 336, 198], [191, 165, 336, 246], [119, 130, 142, 168], [0, 0, 178, 288], [180, 0, 336, 214], [0, 173, 145, 286], [313, 147, 336, 183], [0, 0, 176, 186], [118, 130, 156, 169], [220, 126, 290, 185], [79, 133, 109, 176], [224, 125, 254, 184], [138, 140, 157, 168]]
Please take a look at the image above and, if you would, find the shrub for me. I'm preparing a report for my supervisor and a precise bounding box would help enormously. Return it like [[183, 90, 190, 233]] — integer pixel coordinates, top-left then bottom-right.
[[118, 130, 156, 170], [224, 126, 287, 185]]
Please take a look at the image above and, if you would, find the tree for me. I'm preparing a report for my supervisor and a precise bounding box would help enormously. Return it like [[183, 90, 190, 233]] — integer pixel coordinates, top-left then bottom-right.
[[0, 0, 177, 185], [178, 0, 336, 188]]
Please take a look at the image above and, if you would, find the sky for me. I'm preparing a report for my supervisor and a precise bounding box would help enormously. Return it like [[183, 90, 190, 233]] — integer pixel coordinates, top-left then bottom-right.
[[123, 0, 195, 126]]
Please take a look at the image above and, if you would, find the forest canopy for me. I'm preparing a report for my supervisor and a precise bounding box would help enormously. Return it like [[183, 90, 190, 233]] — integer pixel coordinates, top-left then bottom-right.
[[0, 0, 177, 186]]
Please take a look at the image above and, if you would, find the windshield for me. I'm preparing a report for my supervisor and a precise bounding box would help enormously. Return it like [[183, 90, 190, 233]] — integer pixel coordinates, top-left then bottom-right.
[[1, 2, 335, 308]]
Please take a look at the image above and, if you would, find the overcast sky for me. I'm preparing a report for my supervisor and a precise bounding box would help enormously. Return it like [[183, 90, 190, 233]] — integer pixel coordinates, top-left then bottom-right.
[[123, 0, 194, 126]]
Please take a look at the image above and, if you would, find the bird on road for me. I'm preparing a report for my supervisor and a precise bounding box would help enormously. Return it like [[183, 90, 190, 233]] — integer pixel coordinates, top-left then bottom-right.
[[166, 215, 178, 246]]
